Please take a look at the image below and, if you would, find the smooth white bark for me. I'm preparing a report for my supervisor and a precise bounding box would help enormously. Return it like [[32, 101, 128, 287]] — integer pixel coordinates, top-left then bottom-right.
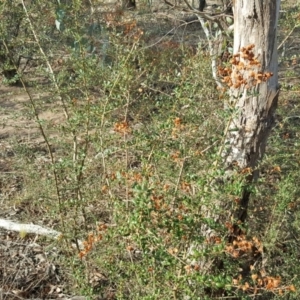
[[224, 0, 281, 170]]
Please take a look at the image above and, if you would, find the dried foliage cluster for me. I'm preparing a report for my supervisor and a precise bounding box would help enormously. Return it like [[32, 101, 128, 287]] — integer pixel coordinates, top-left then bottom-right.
[[218, 44, 273, 89]]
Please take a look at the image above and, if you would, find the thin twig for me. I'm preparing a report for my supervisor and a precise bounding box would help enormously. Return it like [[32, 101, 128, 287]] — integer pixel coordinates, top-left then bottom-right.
[[278, 24, 299, 50]]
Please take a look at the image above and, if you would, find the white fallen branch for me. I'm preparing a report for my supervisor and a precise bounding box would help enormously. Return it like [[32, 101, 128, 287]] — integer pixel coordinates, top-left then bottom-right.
[[0, 218, 84, 249], [0, 218, 61, 239]]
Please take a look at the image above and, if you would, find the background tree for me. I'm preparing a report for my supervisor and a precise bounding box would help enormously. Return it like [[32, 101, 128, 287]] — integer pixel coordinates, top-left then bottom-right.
[[199, 0, 206, 11], [123, 0, 136, 10], [0, 2, 24, 84]]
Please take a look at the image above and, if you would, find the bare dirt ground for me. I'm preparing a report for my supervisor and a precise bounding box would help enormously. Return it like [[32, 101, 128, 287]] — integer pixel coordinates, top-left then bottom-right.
[[0, 84, 67, 298], [1, 1, 300, 299]]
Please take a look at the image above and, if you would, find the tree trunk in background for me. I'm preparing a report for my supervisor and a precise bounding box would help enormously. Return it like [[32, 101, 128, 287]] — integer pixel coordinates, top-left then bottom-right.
[[123, 0, 136, 10], [223, 0, 280, 226], [0, 2, 23, 85]]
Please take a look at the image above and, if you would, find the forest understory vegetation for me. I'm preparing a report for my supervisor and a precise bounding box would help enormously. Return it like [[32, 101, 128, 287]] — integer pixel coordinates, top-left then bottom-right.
[[0, 1, 300, 299]]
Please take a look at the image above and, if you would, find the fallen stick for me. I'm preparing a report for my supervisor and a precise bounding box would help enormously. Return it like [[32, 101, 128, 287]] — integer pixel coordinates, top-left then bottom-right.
[[0, 218, 86, 250], [0, 218, 61, 239]]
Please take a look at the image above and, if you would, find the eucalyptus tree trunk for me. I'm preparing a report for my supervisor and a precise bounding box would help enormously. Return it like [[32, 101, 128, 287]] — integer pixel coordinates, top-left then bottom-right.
[[190, 1, 281, 267], [223, 0, 281, 224], [226, 0, 280, 169]]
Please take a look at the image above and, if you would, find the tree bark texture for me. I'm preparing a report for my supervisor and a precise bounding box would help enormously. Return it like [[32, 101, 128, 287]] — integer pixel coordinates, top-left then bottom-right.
[[219, 0, 281, 227], [224, 0, 280, 172], [197, 0, 280, 243]]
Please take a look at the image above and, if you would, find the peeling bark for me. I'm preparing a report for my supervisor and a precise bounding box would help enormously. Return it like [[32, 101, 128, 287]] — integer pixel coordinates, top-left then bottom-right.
[[224, 0, 280, 172], [190, 0, 281, 271], [218, 0, 280, 233]]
